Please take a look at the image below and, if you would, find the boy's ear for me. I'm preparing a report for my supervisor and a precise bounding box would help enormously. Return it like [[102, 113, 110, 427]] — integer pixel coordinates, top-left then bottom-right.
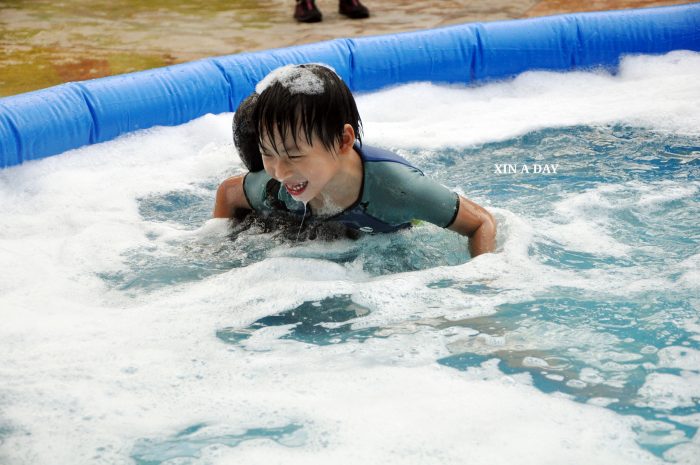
[[340, 124, 356, 152]]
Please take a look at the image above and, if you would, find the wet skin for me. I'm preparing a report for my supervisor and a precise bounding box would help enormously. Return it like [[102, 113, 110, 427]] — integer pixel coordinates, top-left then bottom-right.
[[259, 124, 363, 216]]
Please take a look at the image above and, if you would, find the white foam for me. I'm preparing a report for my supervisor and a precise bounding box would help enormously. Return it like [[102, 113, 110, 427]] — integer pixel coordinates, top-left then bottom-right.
[[255, 64, 326, 95], [357, 50, 700, 148], [664, 436, 700, 465], [1, 51, 699, 464], [197, 364, 659, 465], [636, 372, 700, 410], [668, 413, 700, 428], [676, 254, 700, 290], [657, 347, 700, 371]]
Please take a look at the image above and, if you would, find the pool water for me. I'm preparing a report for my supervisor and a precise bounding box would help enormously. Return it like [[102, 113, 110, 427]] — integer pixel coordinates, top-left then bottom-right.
[[128, 123, 699, 462], [1, 51, 698, 464]]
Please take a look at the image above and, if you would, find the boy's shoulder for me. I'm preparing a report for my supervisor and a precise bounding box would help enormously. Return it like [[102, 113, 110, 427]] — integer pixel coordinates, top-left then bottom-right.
[[358, 145, 459, 228], [359, 145, 425, 193], [359, 146, 428, 218], [358, 144, 422, 172]]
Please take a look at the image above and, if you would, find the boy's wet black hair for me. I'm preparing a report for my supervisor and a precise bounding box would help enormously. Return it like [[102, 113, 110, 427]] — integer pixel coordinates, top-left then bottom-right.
[[253, 64, 363, 156], [232, 92, 264, 172]]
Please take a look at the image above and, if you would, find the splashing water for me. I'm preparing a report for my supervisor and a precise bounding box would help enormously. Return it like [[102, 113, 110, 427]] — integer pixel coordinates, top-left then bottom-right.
[[296, 201, 308, 242], [0, 51, 699, 465]]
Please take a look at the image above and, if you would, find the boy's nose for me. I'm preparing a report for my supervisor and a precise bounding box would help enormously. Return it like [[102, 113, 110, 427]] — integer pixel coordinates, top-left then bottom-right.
[[270, 157, 292, 181]]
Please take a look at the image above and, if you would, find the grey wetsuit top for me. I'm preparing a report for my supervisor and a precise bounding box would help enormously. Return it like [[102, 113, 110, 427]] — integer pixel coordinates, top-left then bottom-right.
[[242, 144, 459, 233]]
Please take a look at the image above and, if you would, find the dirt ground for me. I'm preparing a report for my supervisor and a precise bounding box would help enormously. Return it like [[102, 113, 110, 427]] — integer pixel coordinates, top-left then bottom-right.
[[0, 0, 694, 97]]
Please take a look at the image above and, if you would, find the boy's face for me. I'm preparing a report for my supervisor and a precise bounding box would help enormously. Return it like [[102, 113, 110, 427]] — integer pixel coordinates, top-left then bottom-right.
[[259, 127, 342, 204]]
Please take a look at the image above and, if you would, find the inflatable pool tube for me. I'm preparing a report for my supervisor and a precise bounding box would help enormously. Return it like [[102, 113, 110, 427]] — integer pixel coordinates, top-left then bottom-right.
[[1, 4, 699, 168]]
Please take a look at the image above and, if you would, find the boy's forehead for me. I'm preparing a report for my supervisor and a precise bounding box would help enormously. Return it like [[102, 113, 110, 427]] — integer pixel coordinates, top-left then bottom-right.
[[261, 139, 299, 153], [260, 125, 311, 152]]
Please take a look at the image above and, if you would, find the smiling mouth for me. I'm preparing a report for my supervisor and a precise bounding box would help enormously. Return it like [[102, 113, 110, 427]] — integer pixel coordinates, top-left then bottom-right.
[[284, 181, 309, 197]]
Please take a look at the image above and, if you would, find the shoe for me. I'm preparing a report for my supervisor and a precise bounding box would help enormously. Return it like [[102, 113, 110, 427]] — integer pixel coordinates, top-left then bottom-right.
[[339, 0, 369, 19], [294, 0, 323, 23]]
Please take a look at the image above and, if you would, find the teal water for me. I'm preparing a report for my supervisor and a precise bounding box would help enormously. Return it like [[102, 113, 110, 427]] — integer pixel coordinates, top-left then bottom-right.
[[131, 423, 305, 465], [110, 124, 699, 462]]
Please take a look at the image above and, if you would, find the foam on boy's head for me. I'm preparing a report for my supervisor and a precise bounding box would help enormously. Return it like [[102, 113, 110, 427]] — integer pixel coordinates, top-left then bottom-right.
[[255, 64, 326, 95], [253, 63, 363, 156]]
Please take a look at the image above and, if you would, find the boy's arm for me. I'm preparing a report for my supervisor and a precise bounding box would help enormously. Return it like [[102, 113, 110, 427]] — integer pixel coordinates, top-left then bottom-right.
[[447, 195, 496, 257], [213, 174, 252, 218]]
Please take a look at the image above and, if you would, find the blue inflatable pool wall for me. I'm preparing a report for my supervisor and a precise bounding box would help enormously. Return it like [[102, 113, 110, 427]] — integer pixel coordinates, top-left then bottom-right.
[[1, 4, 699, 169]]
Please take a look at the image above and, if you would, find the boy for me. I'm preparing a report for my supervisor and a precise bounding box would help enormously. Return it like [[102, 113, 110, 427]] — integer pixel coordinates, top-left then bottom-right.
[[214, 64, 496, 257]]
